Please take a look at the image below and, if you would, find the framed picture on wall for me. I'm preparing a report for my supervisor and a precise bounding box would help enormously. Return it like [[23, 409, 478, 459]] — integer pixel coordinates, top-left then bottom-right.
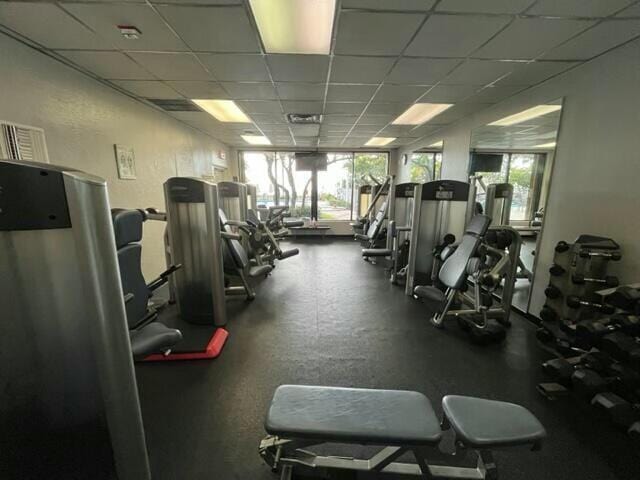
[[114, 145, 136, 180]]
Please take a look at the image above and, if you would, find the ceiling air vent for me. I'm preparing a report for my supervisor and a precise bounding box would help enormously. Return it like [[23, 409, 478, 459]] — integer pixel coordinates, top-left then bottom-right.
[[287, 113, 322, 124], [148, 99, 201, 112]]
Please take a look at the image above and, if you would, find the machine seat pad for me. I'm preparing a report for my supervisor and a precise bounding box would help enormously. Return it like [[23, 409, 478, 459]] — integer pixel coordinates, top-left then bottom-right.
[[442, 395, 546, 449], [249, 265, 273, 277], [413, 286, 446, 304], [130, 322, 182, 358], [266, 385, 442, 446], [354, 234, 369, 241], [362, 248, 392, 257], [278, 248, 299, 259]]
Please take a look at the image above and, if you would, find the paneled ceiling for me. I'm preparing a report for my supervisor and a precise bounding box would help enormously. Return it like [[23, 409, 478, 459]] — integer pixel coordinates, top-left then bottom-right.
[[1, 0, 639, 149]]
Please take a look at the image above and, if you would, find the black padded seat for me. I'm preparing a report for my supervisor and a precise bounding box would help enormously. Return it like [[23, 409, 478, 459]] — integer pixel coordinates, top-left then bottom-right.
[[442, 395, 546, 449], [265, 385, 442, 446], [414, 286, 446, 304], [362, 248, 392, 257], [129, 322, 182, 359]]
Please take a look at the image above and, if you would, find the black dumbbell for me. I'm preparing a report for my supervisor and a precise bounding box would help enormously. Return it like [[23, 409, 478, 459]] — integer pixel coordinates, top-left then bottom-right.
[[544, 285, 562, 299], [572, 274, 619, 287], [540, 305, 558, 322], [592, 392, 640, 430], [549, 264, 566, 276], [576, 315, 640, 348], [572, 364, 640, 400], [579, 250, 622, 261], [555, 241, 570, 253], [601, 331, 640, 363], [629, 421, 640, 439], [566, 295, 616, 314], [543, 353, 609, 387]]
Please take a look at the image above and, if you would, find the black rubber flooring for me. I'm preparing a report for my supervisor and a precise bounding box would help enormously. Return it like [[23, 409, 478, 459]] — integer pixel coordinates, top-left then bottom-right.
[[136, 239, 640, 480]]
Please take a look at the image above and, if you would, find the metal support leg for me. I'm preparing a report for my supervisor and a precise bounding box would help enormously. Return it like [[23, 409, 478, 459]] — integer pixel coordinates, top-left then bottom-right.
[[238, 270, 255, 300], [431, 289, 456, 328], [412, 448, 436, 479]]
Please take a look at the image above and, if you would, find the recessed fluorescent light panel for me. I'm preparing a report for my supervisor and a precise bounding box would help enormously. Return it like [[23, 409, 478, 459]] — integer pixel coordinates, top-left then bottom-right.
[[241, 135, 272, 145], [249, 0, 336, 54], [192, 99, 251, 123], [392, 103, 453, 125], [489, 105, 562, 127], [533, 142, 556, 149], [428, 140, 444, 148], [365, 137, 396, 147]]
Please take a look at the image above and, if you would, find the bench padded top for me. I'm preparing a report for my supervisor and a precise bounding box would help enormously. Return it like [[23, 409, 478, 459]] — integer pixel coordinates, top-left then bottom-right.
[[442, 395, 546, 448], [266, 385, 442, 446]]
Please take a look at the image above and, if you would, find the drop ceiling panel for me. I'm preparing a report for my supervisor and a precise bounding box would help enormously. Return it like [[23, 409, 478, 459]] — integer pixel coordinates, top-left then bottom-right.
[[387, 58, 460, 84], [112, 80, 181, 99], [334, 11, 425, 55], [153, 0, 241, 4], [436, 0, 534, 14], [128, 52, 211, 80], [259, 125, 291, 134], [406, 14, 510, 58], [198, 54, 270, 81], [421, 84, 480, 102], [410, 123, 446, 136], [327, 84, 378, 102], [250, 113, 287, 124], [290, 125, 321, 136], [528, 0, 635, 18], [324, 103, 366, 114], [58, 51, 155, 79], [366, 102, 411, 115], [236, 100, 282, 113], [474, 18, 595, 59], [341, 0, 436, 9], [330, 56, 395, 83], [374, 85, 429, 102], [470, 84, 526, 103], [221, 82, 278, 100], [443, 60, 517, 85], [617, 3, 640, 16], [0, 3, 111, 50], [393, 137, 419, 145], [281, 101, 323, 113], [498, 61, 578, 85], [377, 125, 417, 136], [358, 114, 396, 125], [543, 20, 640, 60], [267, 55, 329, 82], [166, 81, 229, 98], [61, 4, 187, 52], [156, 5, 259, 52], [324, 114, 360, 125], [431, 101, 493, 123], [276, 83, 326, 101]]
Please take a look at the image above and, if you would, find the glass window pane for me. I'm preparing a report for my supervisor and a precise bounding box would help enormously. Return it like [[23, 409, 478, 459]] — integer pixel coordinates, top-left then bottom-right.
[[508, 153, 536, 221], [276, 152, 312, 217], [353, 152, 388, 219], [409, 152, 436, 182], [318, 153, 354, 220], [474, 153, 509, 208], [243, 152, 278, 207]]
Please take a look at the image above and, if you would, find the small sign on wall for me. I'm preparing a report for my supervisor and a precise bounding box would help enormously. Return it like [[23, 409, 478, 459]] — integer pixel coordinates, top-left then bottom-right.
[[114, 144, 136, 180]]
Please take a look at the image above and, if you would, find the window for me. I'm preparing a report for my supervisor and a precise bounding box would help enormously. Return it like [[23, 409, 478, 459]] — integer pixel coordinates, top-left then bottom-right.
[[409, 152, 442, 183], [241, 151, 388, 220]]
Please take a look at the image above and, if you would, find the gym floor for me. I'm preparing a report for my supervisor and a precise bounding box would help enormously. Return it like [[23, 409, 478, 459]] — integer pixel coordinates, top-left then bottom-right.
[[136, 239, 640, 480]]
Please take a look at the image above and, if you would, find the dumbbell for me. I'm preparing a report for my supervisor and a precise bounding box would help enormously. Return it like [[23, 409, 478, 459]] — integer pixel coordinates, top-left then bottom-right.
[[592, 392, 640, 430], [543, 352, 609, 387], [572, 364, 640, 400], [576, 315, 640, 347], [549, 264, 566, 276], [555, 241, 570, 253], [544, 285, 562, 299], [601, 331, 640, 366], [566, 295, 616, 314], [572, 274, 619, 287], [578, 250, 622, 261], [540, 305, 558, 322]]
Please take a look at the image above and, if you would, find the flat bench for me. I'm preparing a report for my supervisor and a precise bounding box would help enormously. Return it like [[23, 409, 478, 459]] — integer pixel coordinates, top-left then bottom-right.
[[260, 385, 545, 479]]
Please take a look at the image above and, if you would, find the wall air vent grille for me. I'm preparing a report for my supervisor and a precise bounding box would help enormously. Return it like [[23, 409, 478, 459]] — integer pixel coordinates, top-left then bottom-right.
[[0, 122, 49, 163]]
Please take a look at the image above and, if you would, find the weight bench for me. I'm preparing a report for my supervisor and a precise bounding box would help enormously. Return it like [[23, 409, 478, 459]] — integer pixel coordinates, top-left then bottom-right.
[[260, 385, 545, 479]]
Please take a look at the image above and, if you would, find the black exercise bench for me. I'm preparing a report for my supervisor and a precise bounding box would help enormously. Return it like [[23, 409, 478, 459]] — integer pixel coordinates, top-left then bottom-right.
[[260, 385, 545, 479]]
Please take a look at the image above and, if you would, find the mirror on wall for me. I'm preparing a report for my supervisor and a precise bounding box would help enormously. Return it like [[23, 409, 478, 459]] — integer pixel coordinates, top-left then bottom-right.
[[469, 99, 563, 314], [406, 140, 444, 183]]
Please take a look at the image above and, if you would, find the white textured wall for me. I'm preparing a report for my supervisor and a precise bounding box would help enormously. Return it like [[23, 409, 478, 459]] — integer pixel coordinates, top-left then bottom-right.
[[395, 38, 640, 317], [0, 34, 233, 277]]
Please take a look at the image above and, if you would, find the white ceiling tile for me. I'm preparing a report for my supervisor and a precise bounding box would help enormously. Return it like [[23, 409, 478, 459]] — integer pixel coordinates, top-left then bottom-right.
[[259, 125, 291, 134], [443, 59, 517, 85], [342, 0, 435, 9], [0, 3, 111, 50], [157, 5, 259, 52], [365, 103, 411, 115], [331, 56, 395, 83], [410, 123, 446, 136], [276, 83, 326, 101], [617, 3, 640, 16], [166, 81, 229, 98], [358, 114, 396, 125], [61, 4, 187, 52], [198, 54, 269, 81], [326, 84, 378, 102], [374, 85, 428, 102], [474, 18, 595, 59], [324, 114, 359, 125], [58, 51, 155, 79], [152, 0, 241, 4], [128, 52, 211, 80], [112, 80, 181, 98], [406, 14, 510, 57], [469, 84, 526, 103], [250, 113, 287, 124], [421, 84, 480, 102], [436, 0, 533, 14], [387, 58, 460, 84], [498, 61, 578, 85], [221, 82, 277, 100], [334, 11, 425, 55], [236, 101, 282, 113], [281, 101, 323, 113], [324, 103, 366, 114], [291, 125, 321, 136], [267, 55, 329, 82], [377, 125, 416, 136], [543, 20, 640, 60], [528, 0, 635, 18], [393, 137, 420, 145], [430, 101, 492, 123]]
